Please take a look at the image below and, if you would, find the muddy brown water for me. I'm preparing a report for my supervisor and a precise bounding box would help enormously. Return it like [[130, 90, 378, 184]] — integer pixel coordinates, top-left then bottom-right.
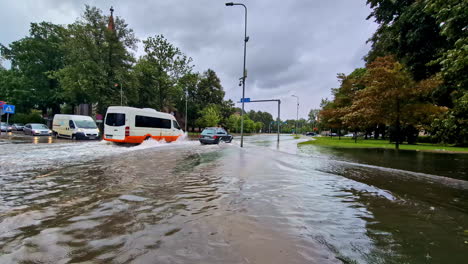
[[0, 134, 467, 263]]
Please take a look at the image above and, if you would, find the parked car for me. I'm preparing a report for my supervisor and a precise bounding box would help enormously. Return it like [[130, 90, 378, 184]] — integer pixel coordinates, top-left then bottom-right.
[[23, 123, 52, 136], [53, 114, 100, 140], [12, 123, 24, 131], [1, 122, 12, 132], [344, 133, 355, 137], [199, 127, 233, 145], [306, 132, 316, 136]]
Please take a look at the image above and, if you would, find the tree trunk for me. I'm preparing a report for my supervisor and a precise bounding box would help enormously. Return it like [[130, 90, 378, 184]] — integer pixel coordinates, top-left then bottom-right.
[[381, 124, 386, 140], [52, 104, 61, 116], [395, 100, 400, 150]]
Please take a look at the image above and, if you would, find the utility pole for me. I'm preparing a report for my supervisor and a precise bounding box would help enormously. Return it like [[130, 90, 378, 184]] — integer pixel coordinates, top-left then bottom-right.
[[185, 89, 188, 132]]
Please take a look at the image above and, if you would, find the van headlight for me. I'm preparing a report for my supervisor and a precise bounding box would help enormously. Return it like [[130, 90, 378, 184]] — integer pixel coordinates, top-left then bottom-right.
[[77, 128, 84, 132]]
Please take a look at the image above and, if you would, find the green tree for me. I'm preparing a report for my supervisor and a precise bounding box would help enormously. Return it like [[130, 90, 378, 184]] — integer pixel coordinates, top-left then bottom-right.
[[254, 121, 263, 133], [196, 105, 221, 128], [196, 69, 225, 105], [56, 5, 138, 114], [366, 0, 447, 80], [226, 114, 240, 133], [218, 99, 235, 126], [350, 56, 444, 148], [430, 92, 468, 146], [175, 72, 200, 129], [308, 109, 320, 123], [134, 35, 193, 111], [243, 116, 255, 133], [246, 110, 273, 132], [1, 22, 66, 114]]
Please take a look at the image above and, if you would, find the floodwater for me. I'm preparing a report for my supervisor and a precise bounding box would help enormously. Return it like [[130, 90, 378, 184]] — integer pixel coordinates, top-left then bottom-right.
[[0, 133, 467, 263]]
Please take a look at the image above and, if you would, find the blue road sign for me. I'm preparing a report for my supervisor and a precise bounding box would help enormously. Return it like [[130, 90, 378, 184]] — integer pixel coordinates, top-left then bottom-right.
[[240, 98, 251, 103], [3, 104, 15, 114]]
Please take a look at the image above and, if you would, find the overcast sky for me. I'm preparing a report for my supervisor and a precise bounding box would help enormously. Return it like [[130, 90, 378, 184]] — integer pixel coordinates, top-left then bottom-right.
[[0, 0, 377, 120]]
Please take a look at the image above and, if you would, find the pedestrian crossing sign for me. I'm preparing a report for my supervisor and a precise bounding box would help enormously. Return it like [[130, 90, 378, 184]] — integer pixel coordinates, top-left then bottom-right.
[[3, 104, 15, 114]]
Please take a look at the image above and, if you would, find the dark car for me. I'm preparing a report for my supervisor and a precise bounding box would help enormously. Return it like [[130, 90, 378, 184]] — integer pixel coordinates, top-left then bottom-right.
[[306, 132, 316, 136], [199, 127, 233, 144]]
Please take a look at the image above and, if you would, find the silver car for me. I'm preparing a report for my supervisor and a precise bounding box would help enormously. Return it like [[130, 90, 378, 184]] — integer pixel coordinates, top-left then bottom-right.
[[12, 123, 24, 131], [1, 122, 12, 132], [23, 123, 52, 136]]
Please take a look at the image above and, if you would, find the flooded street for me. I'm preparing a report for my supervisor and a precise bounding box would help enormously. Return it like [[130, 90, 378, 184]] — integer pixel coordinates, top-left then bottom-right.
[[0, 134, 467, 263]]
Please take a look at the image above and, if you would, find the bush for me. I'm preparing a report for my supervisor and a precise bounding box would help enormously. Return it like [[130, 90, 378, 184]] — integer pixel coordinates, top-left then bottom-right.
[[417, 135, 438, 144], [9, 112, 45, 124]]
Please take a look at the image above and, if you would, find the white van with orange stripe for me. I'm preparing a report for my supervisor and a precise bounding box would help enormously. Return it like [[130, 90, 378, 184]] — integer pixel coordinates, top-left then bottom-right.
[[103, 106, 183, 144]]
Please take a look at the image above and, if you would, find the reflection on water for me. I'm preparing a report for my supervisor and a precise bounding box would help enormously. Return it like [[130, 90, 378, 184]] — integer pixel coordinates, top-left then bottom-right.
[[299, 144, 468, 180], [0, 135, 467, 263]]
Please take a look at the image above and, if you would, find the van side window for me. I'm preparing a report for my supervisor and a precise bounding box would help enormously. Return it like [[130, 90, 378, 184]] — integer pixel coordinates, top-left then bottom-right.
[[69, 120, 76, 129], [135, 115, 171, 129], [173, 120, 180, 130]]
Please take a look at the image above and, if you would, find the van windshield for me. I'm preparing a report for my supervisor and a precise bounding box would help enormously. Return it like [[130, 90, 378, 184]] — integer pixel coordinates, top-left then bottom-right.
[[106, 113, 125, 126], [75, 120, 97, 129]]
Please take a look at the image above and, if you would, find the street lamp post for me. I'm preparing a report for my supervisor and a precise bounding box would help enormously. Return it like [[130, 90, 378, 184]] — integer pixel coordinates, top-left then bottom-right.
[[225, 2, 248, 147], [292, 95, 299, 134], [120, 83, 123, 106], [185, 89, 188, 132], [115, 83, 123, 106]]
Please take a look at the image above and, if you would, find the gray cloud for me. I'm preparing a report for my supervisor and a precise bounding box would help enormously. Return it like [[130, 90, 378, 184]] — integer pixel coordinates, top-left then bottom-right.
[[0, 0, 377, 119]]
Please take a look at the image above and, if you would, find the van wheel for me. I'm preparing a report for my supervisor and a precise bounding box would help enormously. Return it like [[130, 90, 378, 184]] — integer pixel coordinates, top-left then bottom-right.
[[71, 134, 76, 140], [145, 136, 151, 141]]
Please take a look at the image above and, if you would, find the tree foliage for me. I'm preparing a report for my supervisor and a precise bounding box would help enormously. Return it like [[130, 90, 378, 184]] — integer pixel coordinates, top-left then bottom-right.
[[133, 35, 193, 111], [0, 5, 236, 132], [196, 105, 221, 128], [56, 5, 138, 113], [1, 22, 66, 114], [316, 0, 467, 146]]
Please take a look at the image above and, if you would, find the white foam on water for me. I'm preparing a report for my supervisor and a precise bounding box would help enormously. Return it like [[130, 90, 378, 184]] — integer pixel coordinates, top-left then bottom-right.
[[0, 133, 198, 178]]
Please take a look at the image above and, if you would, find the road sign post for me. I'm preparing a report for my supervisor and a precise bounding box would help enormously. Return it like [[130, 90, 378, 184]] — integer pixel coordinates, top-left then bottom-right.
[[2, 105, 15, 135], [237, 98, 281, 144], [3, 104, 15, 114]]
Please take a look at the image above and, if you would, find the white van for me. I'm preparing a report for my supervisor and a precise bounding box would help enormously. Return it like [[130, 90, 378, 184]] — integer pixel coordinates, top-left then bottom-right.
[[103, 106, 183, 144], [52, 114, 100, 140]]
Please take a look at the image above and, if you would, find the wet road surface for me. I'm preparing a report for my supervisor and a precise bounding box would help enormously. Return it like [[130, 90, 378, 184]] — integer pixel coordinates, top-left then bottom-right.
[[0, 134, 467, 263]]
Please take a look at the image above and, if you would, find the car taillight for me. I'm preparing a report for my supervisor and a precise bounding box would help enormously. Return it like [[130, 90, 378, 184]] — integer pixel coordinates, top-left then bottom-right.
[[213, 135, 218, 139], [125, 126, 130, 136]]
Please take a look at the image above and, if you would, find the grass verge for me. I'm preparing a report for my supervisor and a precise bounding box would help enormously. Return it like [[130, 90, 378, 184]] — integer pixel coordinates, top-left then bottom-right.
[[298, 137, 468, 153]]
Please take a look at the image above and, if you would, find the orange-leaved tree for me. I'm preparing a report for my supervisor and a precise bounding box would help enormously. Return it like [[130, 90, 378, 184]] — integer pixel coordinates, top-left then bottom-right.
[[346, 56, 444, 149]]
